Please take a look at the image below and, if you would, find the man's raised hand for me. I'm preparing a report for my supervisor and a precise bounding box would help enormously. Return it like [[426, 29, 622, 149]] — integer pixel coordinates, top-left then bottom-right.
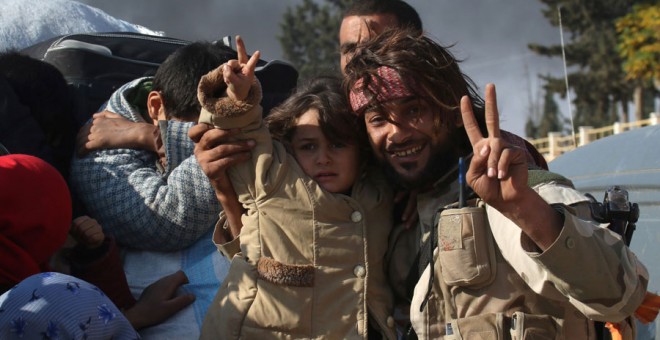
[[460, 83, 529, 210]]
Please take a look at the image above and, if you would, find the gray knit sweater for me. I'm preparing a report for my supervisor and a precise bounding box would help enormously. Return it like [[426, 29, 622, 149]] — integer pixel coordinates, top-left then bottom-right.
[[70, 77, 220, 251]]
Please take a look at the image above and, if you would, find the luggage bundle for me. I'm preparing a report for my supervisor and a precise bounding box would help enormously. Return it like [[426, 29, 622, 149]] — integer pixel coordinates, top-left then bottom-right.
[[22, 32, 298, 128]]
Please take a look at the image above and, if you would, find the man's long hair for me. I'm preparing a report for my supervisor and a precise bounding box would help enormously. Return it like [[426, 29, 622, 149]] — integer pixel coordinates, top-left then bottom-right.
[[343, 28, 488, 149]]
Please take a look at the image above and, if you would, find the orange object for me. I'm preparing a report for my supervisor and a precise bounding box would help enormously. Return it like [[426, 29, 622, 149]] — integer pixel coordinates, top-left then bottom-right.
[[635, 292, 660, 324], [605, 291, 659, 339], [605, 322, 623, 340]]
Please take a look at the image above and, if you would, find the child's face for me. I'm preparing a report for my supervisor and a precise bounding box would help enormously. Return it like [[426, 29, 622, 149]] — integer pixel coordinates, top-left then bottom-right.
[[291, 109, 361, 194]]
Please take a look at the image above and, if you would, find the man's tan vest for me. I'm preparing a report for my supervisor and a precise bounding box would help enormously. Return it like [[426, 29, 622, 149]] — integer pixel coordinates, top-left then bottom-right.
[[409, 171, 618, 339]]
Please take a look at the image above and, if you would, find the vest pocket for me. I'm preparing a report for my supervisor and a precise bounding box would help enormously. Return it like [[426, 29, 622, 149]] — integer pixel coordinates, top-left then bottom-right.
[[243, 257, 314, 336], [437, 206, 497, 288], [445, 312, 506, 340], [445, 312, 562, 340], [509, 311, 562, 340]]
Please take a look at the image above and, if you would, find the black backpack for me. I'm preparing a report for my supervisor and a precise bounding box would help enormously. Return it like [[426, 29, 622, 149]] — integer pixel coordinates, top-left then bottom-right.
[[21, 32, 298, 129]]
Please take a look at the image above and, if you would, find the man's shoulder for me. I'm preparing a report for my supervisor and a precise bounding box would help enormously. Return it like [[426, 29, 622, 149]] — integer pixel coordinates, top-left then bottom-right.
[[527, 169, 573, 188], [528, 171, 588, 206]]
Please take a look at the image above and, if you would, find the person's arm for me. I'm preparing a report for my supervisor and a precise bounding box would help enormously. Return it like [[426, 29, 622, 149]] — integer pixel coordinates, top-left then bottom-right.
[[189, 123, 250, 259], [487, 184, 648, 322], [68, 215, 136, 310], [70, 138, 220, 251], [69, 78, 221, 251], [189, 124, 249, 242], [214, 171, 245, 240], [68, 215, 195, 330], [460, 84, 561, 250], [462, 84, 647, 321], [193, 35, 263, 240], [76, 111, 161, 156]]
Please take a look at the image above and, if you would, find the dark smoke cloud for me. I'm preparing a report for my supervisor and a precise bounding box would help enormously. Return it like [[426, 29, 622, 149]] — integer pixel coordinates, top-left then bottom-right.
[[77, 0, 564, 137], [77, 0, 299, 61]]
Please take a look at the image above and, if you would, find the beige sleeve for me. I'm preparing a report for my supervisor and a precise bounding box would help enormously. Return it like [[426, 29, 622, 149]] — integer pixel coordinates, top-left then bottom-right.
[[197, 66, 263, 130], [487, 182, 648, 322], [212, 211, 242, 259], [196, 64, 292, 251]]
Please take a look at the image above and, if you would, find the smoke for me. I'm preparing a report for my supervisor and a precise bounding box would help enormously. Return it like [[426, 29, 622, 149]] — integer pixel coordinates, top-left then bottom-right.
[[76, 0, 299, 61], [76, 0, 563, 137], [409, 0, 563, 136]]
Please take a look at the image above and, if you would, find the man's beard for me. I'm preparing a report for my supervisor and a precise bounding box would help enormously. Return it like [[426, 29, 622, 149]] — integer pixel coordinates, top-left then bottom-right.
[[382, 142, 458, 190]]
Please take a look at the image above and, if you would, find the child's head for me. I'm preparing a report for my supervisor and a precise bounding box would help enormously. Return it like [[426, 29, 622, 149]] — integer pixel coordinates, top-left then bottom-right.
[[152, 41, 237, 122], [265, 76, 366, 194]]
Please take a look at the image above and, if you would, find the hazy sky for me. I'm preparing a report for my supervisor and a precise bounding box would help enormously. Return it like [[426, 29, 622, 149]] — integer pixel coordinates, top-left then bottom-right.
[[77, 0, 566, 137]]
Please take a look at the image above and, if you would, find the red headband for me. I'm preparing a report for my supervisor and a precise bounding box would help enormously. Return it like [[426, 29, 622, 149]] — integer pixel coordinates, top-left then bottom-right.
[[349, 66, 417, 114]]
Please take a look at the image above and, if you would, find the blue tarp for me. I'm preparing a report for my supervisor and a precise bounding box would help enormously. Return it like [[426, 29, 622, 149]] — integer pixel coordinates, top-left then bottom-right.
[[550, 124, 660, 337]]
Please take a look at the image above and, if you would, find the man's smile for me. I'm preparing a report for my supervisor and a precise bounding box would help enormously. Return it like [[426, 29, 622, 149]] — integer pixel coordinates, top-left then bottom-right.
[[391, 144, 423, 157], [388, 142, 425, 159]]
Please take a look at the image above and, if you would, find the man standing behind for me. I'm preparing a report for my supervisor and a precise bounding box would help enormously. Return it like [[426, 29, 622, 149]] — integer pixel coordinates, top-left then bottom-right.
[[339, 0, 422, 72], [343, 28, 647, 339]]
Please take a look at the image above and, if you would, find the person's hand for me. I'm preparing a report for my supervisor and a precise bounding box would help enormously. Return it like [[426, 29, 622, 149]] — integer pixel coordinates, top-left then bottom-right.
[[76, 111, 160, 156], [461, 83, 529, 211], [70, 215, 105, 249], [189, 123, 253, 193], [190, 123, 252, 238], [122, 271, 195, 330], [221, 36, 260, 102], [462, 84, 562, 250]]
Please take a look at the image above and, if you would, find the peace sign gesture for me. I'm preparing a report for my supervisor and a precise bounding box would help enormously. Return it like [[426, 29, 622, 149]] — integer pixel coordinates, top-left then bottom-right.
[[223, 35, 260, 102], [461, 84, 529, 211]]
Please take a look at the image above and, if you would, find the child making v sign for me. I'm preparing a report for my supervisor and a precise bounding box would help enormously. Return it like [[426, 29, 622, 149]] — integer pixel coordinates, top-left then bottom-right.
[[193, 37, 396, 339]]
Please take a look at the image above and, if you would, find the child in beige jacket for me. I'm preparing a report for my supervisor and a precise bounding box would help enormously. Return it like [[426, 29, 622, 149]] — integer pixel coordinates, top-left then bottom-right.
[[194, 37, 397, 339]]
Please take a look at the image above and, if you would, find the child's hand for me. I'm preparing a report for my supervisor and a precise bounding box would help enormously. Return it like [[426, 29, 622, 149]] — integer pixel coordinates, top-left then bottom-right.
[[224, 35, 260, 102], [70, 215, 105, 249]]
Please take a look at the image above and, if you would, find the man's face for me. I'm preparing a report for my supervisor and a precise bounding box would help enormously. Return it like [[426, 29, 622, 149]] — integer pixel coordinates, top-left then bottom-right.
[[339, 14, 399, 72], [363, 98, 458, 188]]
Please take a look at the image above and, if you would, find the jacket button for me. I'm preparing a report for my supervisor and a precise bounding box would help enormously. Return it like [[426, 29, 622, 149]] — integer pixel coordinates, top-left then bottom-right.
[[353, 264, 366, 278], [565, 237, 575, 249], [351, 211, 362, 222], [387, 316, 395, 328]]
